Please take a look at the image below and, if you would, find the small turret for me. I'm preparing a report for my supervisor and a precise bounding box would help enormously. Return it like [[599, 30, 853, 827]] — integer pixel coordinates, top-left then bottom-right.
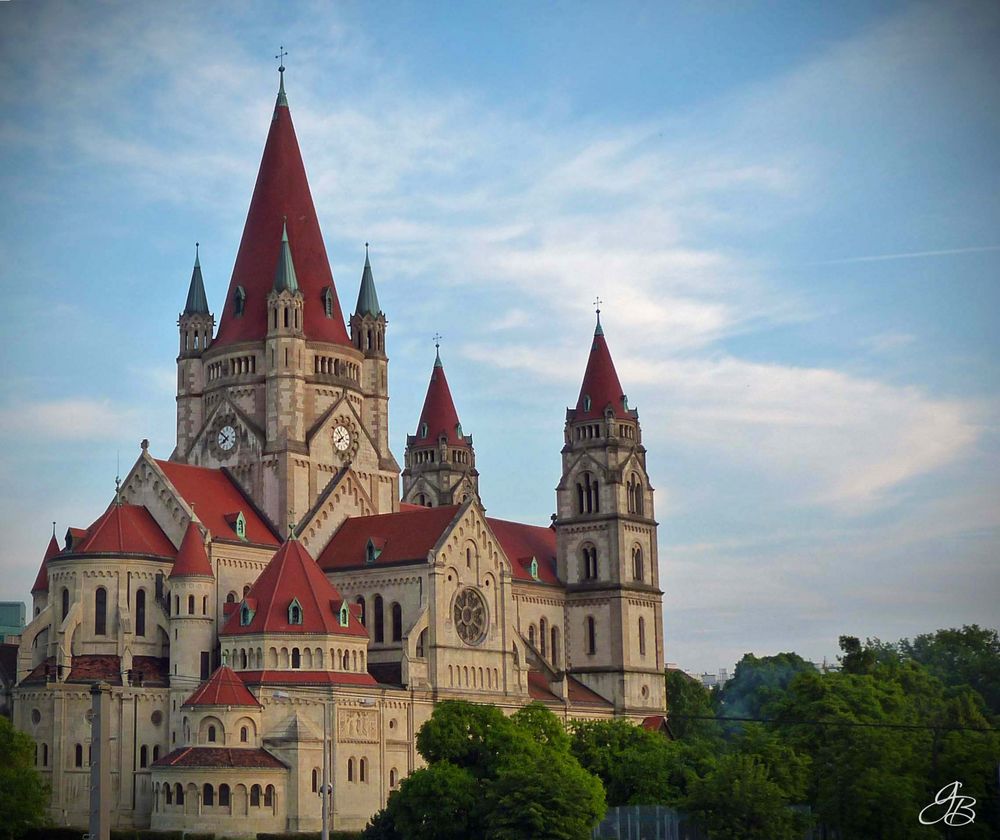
[[401, 343, 478, 507], [175, 244, 215, 458]]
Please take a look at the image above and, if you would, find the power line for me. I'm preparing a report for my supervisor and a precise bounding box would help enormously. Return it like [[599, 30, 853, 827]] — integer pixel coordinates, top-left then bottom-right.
[[669, 713, 999, 733]]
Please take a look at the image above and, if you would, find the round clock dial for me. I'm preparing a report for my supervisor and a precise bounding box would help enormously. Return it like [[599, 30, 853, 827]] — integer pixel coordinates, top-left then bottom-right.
[[217, 425, 237, 451], [333, 425, 352, 452]]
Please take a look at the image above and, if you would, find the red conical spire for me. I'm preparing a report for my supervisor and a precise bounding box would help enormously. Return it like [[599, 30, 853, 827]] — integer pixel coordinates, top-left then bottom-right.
[[572, 314, 631, 421], [213, 72, 350, 348], [170, 520, 213, 578], [414, 347, 468, 447], [31, 532, 60, 594]]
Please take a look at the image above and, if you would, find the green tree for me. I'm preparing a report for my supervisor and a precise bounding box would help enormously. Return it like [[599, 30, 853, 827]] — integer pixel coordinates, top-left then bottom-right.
[[665, 669, 722, 742], [901, 625, 1000, 716], [570, 718, 697, 806], [717, 652, 815, 721], [486, 747, 605, 840], [367, 701, 605, 840], [0, 717, 49, 840], [684, 753, 807, 840]]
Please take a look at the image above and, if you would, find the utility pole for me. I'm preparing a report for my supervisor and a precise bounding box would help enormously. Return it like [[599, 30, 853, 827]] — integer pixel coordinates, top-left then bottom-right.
[[89, 682, 111, 840]]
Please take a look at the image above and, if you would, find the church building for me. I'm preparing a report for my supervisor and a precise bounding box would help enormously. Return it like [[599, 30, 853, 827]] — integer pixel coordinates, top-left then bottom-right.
[[14, 67, 666, 834]]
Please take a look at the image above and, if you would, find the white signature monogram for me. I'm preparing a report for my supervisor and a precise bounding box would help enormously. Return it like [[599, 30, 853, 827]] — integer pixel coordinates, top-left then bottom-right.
[[918, 781, 976, 827]]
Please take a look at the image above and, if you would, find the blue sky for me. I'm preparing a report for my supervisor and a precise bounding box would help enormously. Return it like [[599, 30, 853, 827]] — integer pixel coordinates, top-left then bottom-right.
[[0, 0, 997, 672]]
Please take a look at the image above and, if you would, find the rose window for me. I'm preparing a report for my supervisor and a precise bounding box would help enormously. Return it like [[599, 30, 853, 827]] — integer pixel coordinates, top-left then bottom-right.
[[453, 588, 488, 645]]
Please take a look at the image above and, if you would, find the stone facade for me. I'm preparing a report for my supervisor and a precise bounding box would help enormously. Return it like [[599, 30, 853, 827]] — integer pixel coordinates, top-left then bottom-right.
[[14, 70, 666, 835]]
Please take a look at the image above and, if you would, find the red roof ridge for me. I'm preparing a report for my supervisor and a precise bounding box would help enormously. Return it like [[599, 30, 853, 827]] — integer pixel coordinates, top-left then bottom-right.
[[221, 538, 367, 637], [213, 81, 350, 349], [184, 666, 261, 707], [31, 534, 60, 593], [570, 323, 633, 422], [71, 503, 176, 558], [410, 354, 469, 448], [170, 520, 214, 578]]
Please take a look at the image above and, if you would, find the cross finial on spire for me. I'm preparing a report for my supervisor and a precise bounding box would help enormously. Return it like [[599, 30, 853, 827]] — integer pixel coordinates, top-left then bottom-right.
[[593, 297, 604, 336], [274, 46, 289, 109], [276, 45, 288, 73], [432, 332, 443, 366], [114, 475, 122, 507], [194, 241, 200, 267], [287, 508, 297, 540], [52, 521, 56, 539]]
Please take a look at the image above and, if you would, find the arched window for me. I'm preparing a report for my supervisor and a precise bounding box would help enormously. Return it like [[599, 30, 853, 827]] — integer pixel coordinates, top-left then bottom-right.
[[203, 783, 214, 806], [207, 725, 217, 743], [202, 595, 208, 615], [264, 785, 274, 807], [390, 767, 398, 788], [312, 768, 319, 792], [42, 743, 48, 766], [356, 595, 366, 627], [586, 617, 596, 655], [174, 595, 179, 615], [187, 595, 195, 615], [94, 587, 107, 635], [233, 285, 246, 317], [288, 598, 303, 625], [632, 546, 643, 582], [347, 758, 354, 782], [359, 757, 367, 782], [250, 784, 261, 806], [539, 618, 548, 657], [551, 626, 560, 667], [140, 745, 148, 768], [165, 784, 172, 805], [135, 589, 146, 637], [391, 602, 402, 642], [291, 648, 301, 669], [581, 545, 598, 580], [639, 617, 646, 656], [74, 744, 83, 767], [175, 783, 184, 805], [528, 624, 536, 648], [226, 591, 237, 604], [628, 473, 645, 515], [153, 745, 160, 762], [241, 726, 249, 743], [416, 628, 427, 657], [219, 784, 230, 807], [240, 649, 248, 669], [373, 595, 384, 643], [61, 588, 70, 621]]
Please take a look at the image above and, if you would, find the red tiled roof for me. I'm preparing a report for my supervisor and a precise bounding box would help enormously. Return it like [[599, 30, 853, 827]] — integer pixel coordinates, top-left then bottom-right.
[[156, 460, 279, 546], [237, 670, 377, 687], [567, 675, 612, 707], [70, 504, 175, 558], [65, 527, 88, 549], [31, 534, 60, 593], [486, 517, 560, 584], [410, 356, 468, 448], [641, 714, 668, 732], [399, 502, 426, 512], [152, 747, 286, 769], [569, 324, 631, 421], [220, 539, 367, 637], [212, 85, 350, 349], [20, 655, 170, 687], [527, 670, 562, 704], [184, 666, 261, 708], [170, 520, 214, 578], [317, 505, 460, 571]]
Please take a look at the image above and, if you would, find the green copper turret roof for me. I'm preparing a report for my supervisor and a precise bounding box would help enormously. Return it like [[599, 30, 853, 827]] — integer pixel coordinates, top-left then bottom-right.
[[354, 243, 381, 317], [272, 220, 300, 293], [183, 243, 211, 315], [274, 65, 288, 116]]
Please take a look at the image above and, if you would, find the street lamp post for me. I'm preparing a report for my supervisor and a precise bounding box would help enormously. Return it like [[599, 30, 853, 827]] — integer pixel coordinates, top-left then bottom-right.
[[274, 689, 334, 840]]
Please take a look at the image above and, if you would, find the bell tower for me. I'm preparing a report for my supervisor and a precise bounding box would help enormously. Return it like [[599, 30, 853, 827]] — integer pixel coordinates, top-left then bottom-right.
[[349, 245, 391, 464], [402, 343, 479, 507], [554, 310, 664, 713]]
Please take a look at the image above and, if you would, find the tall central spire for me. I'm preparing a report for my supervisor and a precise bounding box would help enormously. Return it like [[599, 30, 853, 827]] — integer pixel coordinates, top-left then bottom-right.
[[213, 67, 350, 349]]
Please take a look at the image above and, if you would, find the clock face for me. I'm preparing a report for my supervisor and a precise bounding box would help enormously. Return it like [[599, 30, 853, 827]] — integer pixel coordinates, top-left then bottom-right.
[[333, 425, 352, 452], [217, 425, 237, 451]]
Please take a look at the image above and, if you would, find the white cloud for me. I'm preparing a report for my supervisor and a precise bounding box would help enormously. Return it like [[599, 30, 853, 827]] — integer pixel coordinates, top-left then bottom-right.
[[0, 399, 142, 442]]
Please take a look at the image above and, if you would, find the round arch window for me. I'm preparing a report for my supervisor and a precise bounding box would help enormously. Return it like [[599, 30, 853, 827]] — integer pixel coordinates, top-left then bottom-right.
[[453, 588, 488, 646]]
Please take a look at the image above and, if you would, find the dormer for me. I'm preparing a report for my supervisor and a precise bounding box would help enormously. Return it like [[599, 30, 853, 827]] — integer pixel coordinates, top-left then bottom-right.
[[287, 598, 303, 625], [224, 511, 247, 541]]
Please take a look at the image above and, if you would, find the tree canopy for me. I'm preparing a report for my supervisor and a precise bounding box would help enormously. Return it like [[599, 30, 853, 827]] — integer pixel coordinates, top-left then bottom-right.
[[0, 716, 49, 840]]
